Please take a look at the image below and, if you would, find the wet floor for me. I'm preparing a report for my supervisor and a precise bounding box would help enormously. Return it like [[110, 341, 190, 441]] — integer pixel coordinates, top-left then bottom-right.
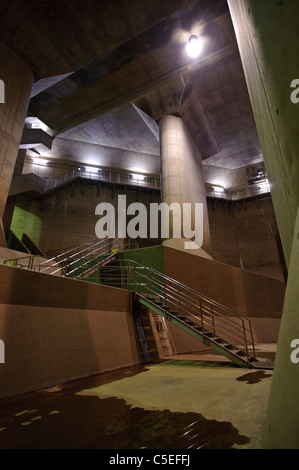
[[236, 370, 272, 384], [0, 361, 273, 449]]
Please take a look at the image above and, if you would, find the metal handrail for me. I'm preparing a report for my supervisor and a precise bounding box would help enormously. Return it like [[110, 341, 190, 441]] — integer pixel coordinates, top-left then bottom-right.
[[3, 247, 256, 362], [13, 167, 270, 201], [18, 168, 160, 194], [3, 236, 138, 277], [92, 259, 255, 361], [135, 267, 252, 340]]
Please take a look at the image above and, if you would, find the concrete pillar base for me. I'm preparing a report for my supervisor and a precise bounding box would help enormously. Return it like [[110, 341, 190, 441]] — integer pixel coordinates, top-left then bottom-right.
[[162, 238, 213, 260]]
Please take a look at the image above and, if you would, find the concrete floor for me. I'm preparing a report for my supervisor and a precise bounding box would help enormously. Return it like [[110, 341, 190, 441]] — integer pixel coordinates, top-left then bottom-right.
[[0, 345, 275, 449]]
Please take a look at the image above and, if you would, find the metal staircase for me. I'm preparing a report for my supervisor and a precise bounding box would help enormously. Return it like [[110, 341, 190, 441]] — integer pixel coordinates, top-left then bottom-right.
[[95, 260, 259, 368], [4, 243, 267, 368], [3, 236, 131, 278]]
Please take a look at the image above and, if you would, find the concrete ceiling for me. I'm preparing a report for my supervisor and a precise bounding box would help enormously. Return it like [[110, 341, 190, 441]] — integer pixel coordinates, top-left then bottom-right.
[[58, 103, 160, 156], [0, 0, 263, 180]]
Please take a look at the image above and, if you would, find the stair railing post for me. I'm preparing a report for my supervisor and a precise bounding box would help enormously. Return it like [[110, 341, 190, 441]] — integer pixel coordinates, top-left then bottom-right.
[[120, 263, 124, 289], [127, 261, 131, 290], [148, 268, 152, 296], [164, 281, 167, 312], [133, 263, 136, 293], [249, 319, 256, 359], [179, 287, 182, 315], [199, 297, 205, 340], [211, 304, 215, 335], [242, 318, 249, 364]]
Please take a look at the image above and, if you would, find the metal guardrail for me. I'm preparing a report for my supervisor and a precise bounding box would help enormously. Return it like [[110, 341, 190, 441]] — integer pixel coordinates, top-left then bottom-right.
[[94, 260, 256, 364], [17, 168, 160, 194], [12, 167, 271, 201], [3, 236, 138, 276], [3, 242, 256, 364], [205, 180, 271, 201]]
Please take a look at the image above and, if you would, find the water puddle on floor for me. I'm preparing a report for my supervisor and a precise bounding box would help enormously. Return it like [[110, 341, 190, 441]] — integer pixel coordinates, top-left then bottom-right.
[[0, 394, 249, 449], [0, 364, 265, 449], [236, 371, 272, 384]]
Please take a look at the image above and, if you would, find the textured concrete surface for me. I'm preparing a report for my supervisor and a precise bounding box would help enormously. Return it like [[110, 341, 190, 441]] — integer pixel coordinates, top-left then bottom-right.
[[0, 0, 262, 176], [58, 103, 160, 156], [160, 115, 212, 254], [0, 40, 33, 245], [228, 0, 299, 268]]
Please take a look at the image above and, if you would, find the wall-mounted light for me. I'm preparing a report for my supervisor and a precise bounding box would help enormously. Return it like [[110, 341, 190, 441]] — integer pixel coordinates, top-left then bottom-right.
[[132, 174, 145, 181], [186, 34, 202, 58], [85, 166, 100, 174], [32, 157, 49, 166], [214, 186, 225, 193]]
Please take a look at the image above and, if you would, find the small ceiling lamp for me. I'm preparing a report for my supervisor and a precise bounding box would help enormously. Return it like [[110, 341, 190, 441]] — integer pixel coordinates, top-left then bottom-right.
[[187, 34, 202, 58]]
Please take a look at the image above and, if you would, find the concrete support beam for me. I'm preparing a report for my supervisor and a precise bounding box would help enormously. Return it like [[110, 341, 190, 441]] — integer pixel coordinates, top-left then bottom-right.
[[0, 40, 33, 246], [20, 128, 53, 150]]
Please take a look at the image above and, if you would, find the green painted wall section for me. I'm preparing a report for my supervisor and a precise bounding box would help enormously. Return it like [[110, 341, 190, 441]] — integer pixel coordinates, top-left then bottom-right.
[[10, 197, 42, 245], [119, 245, 164, 273]]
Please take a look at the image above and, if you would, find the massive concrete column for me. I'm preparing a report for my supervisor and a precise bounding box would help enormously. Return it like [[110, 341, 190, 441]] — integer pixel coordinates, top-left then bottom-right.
[[228, 0, 299, 448], [0, 40, 34, 246], [228, 0, 299, 270], [159, 115, 212, 257]]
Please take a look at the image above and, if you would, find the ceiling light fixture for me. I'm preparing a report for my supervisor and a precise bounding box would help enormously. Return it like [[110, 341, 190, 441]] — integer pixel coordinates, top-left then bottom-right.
[[186, 34, 202, 58]]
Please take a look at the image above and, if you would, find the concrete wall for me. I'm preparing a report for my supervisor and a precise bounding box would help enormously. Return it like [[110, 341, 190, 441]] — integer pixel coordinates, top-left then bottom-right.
[[0, 264, 139, 398], [163, 246, 285, 347], [23, 136, 160, 179], [208, 197, 282, 272], [9, 183, 282, 275], [10, 181, 161, 256], [0, 40, 33, 245]]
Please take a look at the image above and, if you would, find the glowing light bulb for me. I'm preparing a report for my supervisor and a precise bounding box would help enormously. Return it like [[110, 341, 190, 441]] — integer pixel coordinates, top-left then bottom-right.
[[187, 35, 202, 58]]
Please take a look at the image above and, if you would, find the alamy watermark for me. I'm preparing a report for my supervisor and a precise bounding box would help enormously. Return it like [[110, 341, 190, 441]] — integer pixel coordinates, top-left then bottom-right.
[[0, 339, 4, 364], [0, 79, 5, 103], [95, 195, 204, 250], [290, 79, 299, 104], [290, 339, 299, 364]]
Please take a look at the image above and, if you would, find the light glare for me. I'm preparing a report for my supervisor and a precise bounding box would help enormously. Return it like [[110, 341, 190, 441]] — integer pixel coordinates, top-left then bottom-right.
[[187, 35, 202, 58]]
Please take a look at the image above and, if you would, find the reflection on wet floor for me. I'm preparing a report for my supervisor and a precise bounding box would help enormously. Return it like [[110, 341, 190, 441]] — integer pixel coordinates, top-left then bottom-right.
[[0, 362, 271, 449], [0, 397, 249, 449]]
